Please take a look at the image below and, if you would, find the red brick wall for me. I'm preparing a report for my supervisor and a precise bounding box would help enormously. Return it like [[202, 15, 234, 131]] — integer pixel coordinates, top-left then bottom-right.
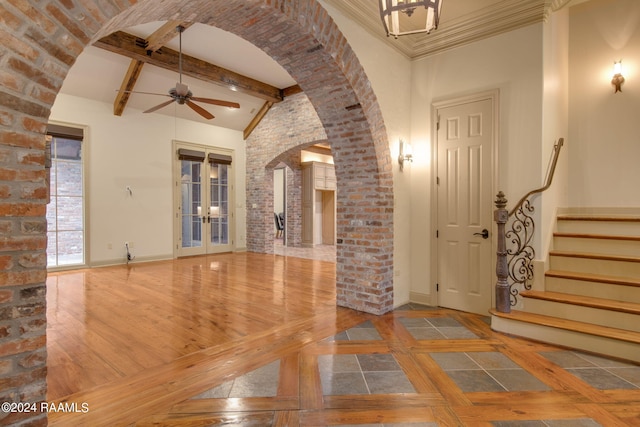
[[0, 1, 393, 424]]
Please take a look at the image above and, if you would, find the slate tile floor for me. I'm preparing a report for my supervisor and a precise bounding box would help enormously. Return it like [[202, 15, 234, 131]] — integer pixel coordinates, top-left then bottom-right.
[[193, 360, 281, 399], [430, 351, 551, 392], [399, 316, 479, 340], [318, 353, 416, 395], [173, 305, 640, 426], [539, 350, 640, 390]]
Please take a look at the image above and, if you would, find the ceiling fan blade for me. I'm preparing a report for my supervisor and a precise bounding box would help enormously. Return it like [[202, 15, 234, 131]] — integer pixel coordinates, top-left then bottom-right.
[[143, 99, 175, 114], [186, 100, 214, 120], [191, 97, 240, 109], [115, 89, 170, 97]]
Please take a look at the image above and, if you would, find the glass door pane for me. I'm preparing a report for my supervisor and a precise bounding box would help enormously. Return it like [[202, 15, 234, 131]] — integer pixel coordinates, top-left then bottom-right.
[[209, 163, 229, 247], [180, 160, 203, 249]]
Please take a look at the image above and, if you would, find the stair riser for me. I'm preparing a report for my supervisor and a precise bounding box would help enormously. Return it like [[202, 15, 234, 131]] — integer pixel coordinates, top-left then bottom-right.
[[553, 236, 640, 257], [549, 255, 640, 277], [557, 220, 640, 236], [545, 276, 640, 303], [521, 298, 640, 332], [491, 315, 640, 363]]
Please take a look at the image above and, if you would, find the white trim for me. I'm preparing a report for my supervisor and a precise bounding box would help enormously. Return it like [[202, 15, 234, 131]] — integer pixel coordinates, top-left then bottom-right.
[[409, 291, 432, 307], [89, 254, 174, 268], [323, 0, 549, 59]]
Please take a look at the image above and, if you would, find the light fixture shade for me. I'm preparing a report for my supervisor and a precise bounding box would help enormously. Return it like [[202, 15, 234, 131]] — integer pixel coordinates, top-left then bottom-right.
[[612, 60, 625, 93], [398, 140, 413, 171], [379, 0, 443, 38]]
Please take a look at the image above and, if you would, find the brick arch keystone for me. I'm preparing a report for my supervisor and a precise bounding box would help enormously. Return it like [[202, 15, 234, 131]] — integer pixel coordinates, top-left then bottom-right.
[[0, 1, 393, 422]]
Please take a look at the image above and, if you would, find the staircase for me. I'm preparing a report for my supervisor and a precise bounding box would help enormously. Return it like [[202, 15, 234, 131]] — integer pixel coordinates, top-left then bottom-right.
[[491, 210, 640, 363]]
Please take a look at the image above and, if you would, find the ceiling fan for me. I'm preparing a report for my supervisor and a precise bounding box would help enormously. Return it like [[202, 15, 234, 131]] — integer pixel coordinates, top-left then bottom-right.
[[120, 25, 240, 120]]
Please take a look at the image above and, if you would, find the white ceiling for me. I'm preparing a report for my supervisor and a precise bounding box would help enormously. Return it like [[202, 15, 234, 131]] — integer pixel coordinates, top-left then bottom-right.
[[59, 0, 583, 132]]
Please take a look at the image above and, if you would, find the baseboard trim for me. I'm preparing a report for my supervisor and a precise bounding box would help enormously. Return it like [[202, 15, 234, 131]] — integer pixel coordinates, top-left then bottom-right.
[[89, 254, 174, 268], [410, 291, 434, 306]]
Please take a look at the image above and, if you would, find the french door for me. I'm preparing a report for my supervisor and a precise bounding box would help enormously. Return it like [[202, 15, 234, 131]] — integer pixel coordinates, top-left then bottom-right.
[[174, 143, 234, 257]]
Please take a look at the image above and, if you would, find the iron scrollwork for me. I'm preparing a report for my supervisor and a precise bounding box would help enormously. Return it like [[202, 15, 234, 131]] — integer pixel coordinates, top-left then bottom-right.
[[505, 199, 535, 306], [494, 139, 564, 312]]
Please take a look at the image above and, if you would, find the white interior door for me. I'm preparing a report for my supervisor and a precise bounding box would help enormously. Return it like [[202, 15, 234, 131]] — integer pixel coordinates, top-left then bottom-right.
[[175, 144, 234, 257], [437, 97, 494, 315]]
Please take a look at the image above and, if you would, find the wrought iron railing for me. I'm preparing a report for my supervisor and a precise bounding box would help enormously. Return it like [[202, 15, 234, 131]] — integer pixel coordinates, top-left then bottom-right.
[[494, 138, 564, 313]]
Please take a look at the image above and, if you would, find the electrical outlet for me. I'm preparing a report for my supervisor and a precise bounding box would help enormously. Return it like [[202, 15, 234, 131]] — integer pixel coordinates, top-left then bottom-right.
[[124, 241, 129, 248], [129, 242, 134, 248]]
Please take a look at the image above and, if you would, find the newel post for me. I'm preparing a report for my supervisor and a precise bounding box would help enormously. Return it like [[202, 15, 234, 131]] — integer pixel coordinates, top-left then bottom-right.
[[495, 191, 510, 313]]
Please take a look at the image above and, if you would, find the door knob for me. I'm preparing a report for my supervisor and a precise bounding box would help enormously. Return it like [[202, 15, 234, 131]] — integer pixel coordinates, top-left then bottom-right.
[[473, 228, 489, 239]]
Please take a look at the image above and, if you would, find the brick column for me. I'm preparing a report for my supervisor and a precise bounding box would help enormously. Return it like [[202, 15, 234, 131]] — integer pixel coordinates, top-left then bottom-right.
[[285, 165, 302, 248]]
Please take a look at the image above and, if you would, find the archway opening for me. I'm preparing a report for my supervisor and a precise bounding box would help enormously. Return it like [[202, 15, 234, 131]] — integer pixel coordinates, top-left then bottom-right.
[[1, 2, 394, 423]]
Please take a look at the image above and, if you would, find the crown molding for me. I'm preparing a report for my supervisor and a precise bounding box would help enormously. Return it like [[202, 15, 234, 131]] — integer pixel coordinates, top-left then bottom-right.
[[323, 0, 552, 59], [411, 0, 549, 59], [551, 0, 573, 11]]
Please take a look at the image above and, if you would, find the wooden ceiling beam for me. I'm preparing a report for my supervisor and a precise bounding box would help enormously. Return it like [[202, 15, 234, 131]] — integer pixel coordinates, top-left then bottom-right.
[[243, 101, 273, 140], [242, 85, 304, 140], [113, 60, 144, 116], [96, 31, 284, 104], [282, 85, 303, 97], [113, 22, 196, 116], [145, 21, 192, 52]]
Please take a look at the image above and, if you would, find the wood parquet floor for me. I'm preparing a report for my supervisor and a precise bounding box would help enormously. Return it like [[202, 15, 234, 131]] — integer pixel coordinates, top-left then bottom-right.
[[46, 253, 640, 426]]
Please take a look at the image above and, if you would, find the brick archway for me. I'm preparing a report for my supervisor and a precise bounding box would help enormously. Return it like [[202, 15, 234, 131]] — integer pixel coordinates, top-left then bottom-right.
[[0, 1, 392, 423]]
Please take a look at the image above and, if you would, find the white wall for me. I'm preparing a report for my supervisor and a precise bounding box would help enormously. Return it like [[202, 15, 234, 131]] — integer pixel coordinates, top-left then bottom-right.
[[273, 168, 284, 217], [409, 25, 546, 304], [539, 7, 570, 276], [50, 94, 246, 266], [568, 0, 640, 207], [320, 2, 414, 307]]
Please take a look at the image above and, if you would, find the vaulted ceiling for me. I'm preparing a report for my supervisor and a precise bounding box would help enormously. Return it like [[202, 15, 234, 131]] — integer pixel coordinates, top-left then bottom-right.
[[59, 0, 580, 134]]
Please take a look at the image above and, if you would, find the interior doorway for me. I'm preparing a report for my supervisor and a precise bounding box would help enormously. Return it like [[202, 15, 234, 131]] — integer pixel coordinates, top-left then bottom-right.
[[435, 92, 497, 315], [274, 166, 286, 242]]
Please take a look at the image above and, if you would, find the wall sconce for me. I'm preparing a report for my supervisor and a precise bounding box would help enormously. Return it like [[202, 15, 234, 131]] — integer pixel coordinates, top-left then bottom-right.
[[612, 60, 625, 93], [398, 140, 413, 171]]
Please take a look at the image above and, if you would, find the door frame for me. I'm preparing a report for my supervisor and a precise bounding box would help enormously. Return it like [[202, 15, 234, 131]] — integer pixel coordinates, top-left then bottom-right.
[[172, 139, 236, 258], [46, 120, 91, 270], [430, 89, 500, 311]]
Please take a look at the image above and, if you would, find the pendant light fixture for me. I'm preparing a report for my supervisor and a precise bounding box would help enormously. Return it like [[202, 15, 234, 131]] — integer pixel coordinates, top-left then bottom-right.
[[379, 0, 443, 38]]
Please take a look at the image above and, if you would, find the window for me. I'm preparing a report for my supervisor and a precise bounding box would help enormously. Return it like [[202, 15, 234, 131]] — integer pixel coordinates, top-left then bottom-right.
[[46, 125, 85, 268]]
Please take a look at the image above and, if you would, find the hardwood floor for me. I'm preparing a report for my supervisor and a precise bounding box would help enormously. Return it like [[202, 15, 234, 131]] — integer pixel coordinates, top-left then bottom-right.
[[46, 253, 338, 399], [46, 253, 640, 426]]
